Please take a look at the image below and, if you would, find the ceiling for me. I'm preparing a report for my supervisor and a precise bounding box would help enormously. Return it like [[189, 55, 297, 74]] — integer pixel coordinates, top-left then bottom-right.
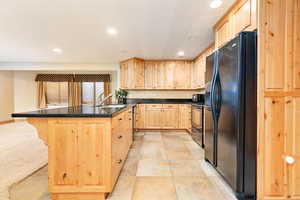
[[0, 0, 235, 64]]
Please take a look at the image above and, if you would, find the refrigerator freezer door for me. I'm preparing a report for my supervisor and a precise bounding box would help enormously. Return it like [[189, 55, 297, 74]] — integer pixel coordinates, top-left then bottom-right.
[[204, 52, 219, 166], [216, 37, 240, 190], [204, 106, 215, 165], [204, 54, 215, 107]]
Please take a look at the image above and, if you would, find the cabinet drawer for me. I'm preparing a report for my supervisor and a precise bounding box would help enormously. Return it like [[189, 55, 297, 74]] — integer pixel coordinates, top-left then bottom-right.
[[145, 104, 163, 109], [183, 104, 191, 109], [111, 143, 126, 187], [163, 104, 179, 109], [112, 112, 125, 126]]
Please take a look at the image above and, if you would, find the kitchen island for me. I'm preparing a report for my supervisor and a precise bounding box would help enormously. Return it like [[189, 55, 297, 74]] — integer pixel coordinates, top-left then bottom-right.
[[12, 105, 134, 200]]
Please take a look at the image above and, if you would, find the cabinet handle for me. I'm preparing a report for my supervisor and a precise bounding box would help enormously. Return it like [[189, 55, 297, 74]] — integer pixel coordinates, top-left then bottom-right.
[[118, 135, 123, 139], [128, 111, 132, 113], [117, 159, 123, 164], [118, 118, 122, 121], [284, 156, 295, 164], [129, 118, 132, 120]]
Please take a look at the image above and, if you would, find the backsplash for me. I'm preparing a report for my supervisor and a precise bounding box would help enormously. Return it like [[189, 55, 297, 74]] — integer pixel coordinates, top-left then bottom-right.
[[127, 90, 204, 99]]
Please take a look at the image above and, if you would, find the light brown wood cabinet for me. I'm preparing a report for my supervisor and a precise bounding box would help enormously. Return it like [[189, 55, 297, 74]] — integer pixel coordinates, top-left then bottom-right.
[[257, 0, 300, 199], [162, 104, 179, 129], [135, 104, 145, 129], [120, 58, 145, 89], [121, 59, 196, 90], [179, 104, 192, 132], [136, 104, 191, 130], [214, 0, 257, 49], [145, 104, 163, 128], [30, 107, 134, 200], [192, 44, 215, 89], [175, 61, 192, 89]]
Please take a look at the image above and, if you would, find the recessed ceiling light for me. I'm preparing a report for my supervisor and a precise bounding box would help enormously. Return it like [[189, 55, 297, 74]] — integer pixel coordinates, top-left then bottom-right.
[[210, 0, 223, 8], [177, 51, 185, 57], [107, 27, 118, 35], [52, 48, 62, 54]]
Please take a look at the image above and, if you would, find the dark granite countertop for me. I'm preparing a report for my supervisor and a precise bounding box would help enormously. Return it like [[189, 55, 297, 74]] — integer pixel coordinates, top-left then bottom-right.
[[126, 98, 204, 107], [126, 98, 198, 104], [12, 104, 135, 118]]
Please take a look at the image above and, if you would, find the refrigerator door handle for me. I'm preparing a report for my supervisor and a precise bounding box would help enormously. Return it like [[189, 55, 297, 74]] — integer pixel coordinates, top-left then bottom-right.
[[211, 51, 219, 121], [215, 76, 222, 118]]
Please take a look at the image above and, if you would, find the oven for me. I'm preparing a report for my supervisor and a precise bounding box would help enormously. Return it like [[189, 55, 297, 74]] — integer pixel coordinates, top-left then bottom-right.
[[191, 105, 204, 148]]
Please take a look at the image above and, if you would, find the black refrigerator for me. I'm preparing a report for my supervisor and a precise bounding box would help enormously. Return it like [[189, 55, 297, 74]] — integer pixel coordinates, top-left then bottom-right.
[[204, 32, 257, 200]]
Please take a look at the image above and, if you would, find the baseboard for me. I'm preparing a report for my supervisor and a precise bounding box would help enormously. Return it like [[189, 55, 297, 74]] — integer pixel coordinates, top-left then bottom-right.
[[135, 128, 190, 133], [0, 119, 15, 125]]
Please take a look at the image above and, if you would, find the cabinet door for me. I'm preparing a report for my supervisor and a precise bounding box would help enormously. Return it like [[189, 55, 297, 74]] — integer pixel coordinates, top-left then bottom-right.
[[179, 105, 191, 130], [125, 108, 133, 148], [133, 59, 145, 89], [198, 56, 206, 88], [184, 61, 192, 89], [156, 62, 165, 89], [179, 105, 186, 129], [145, 104, 163, 128], [191, 62, 196, 89], [216, 20, 231, 48], [233, 0, 251, 33], [145, 62, 155, 89], [287, 98, 300, 198], [135, 104, 145, 129], [48, 119, 109, 192], [174, 61, 186, 89], [164, 61, 176, 89], [193, 57, 204, 89], [126, 60, 134, 89], [120, 62, 128, 89], [162, 104, 179, 129]]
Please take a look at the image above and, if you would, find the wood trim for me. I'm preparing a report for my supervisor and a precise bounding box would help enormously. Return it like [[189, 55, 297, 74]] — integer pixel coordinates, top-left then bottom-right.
[[120, 43, 215, 64], [120, 57, 145, 63], [120, 88, 203, 91], [213, 0, 250, 30], [264, 91, 300, 97], [144, 58, 192, 62], [0, 120, 14, 125], [193, 43, 215, 61], [136, 128, 190, 132]]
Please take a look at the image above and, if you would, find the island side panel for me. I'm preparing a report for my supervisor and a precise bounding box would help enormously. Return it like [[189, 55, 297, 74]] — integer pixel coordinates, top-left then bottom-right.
[[27, 118, 48, 145], [47, 118, 111, 199]]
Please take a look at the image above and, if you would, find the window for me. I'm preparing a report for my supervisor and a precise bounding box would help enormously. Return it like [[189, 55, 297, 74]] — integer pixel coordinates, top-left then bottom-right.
[[46, 82, 68, 106], [82, 82, 104, 105]]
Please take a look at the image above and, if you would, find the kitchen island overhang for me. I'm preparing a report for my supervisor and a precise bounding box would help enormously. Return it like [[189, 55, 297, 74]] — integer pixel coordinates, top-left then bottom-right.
[[12, 105, 135, 200]]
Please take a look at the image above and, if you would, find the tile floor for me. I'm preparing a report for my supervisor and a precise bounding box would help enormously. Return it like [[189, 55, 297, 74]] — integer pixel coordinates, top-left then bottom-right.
[[10, 131, 237, 200]]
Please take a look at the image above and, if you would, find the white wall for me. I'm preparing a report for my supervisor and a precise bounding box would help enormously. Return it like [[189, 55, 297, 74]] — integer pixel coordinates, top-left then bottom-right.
[[0, 71, 14, 121], [13, 72, 38, 112]]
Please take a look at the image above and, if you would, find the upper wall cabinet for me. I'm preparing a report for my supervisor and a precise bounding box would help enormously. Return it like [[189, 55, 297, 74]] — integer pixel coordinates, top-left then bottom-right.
[[120, 43, 213, 90], [214, 0, 257, 49], [121, 58, 194, 90], [192, 44, 215, 89], [120, 58, 145, 89]]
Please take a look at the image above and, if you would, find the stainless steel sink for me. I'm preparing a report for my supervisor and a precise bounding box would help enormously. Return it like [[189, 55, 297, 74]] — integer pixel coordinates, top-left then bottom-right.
[[96, 104, 126, 109]]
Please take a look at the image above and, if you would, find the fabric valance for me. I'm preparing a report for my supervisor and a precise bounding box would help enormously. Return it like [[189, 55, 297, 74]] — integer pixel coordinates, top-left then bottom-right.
[[73, 74, 111, 82], [35, 74, 111, 82], [35, 74, 74, 82]]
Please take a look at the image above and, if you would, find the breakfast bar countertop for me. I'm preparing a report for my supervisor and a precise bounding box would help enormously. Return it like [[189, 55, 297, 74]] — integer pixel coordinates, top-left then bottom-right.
[[11, 104, 135, 118]]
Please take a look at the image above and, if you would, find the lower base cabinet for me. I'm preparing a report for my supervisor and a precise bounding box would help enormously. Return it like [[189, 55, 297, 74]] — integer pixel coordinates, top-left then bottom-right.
[[29, 107, 133, 200], [135, 104, 191, 131]]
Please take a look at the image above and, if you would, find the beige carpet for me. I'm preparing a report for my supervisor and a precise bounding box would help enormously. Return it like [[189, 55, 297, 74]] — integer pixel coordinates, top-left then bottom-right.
[[0, 122, 48, 200]]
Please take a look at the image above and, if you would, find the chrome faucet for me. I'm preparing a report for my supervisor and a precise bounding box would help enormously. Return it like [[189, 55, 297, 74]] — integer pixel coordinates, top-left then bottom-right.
[[98, 93, 113, 106]]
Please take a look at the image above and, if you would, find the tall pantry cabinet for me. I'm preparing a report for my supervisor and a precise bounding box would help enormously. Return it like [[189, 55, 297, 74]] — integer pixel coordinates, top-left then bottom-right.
[[257, 0, 300, 199]]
